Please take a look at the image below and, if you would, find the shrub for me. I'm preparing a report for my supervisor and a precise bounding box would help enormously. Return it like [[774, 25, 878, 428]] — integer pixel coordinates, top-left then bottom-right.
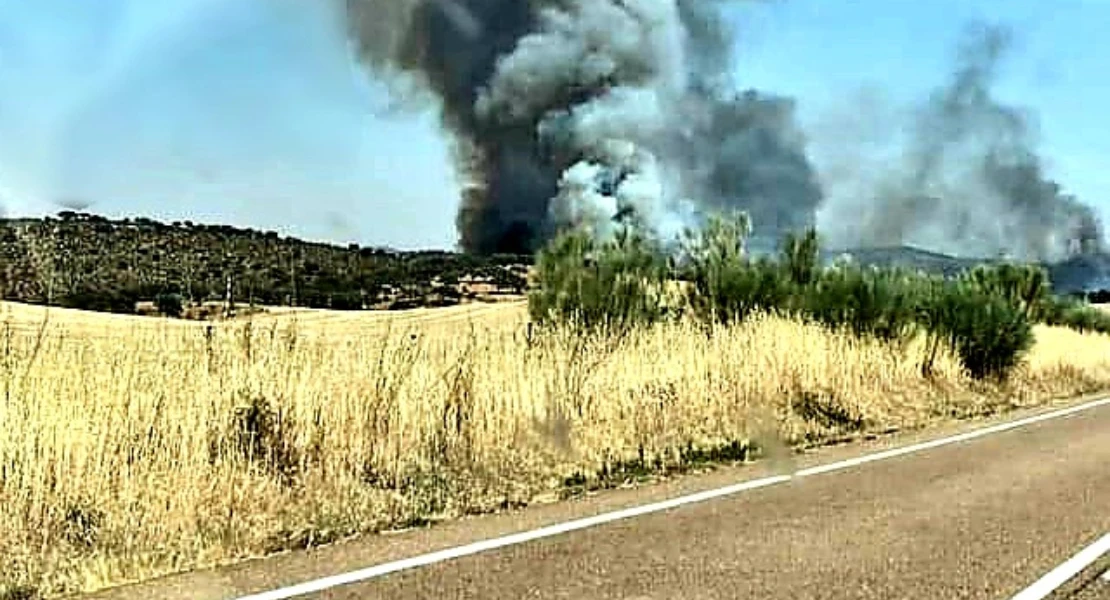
[[803, 265, 921, 345], [528, 226, 667, 335], [966, 263, 1110, 336], [679, 213, 796, 326], [779, 227, 820, 288], [965, 263, 1051, 320], [1041, 295, 1110, 335], [919, 280, 1034, 381], [328, 292, 365, 311], [57, 285, 139, 314], [530, 213, 1041, 382], [1086, 289, 1110, 304], [154, 292, 184, 318]]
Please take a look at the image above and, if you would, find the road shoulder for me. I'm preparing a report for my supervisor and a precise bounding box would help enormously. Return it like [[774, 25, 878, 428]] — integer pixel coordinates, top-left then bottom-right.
[[80, 391, 1110, 600]]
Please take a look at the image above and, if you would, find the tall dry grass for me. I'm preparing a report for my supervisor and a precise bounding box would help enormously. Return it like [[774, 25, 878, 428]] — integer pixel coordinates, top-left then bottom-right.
[[2, 300, 1110, 597]]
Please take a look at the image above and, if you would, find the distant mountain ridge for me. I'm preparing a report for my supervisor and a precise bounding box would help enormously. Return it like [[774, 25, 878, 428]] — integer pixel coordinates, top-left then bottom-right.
[[822, 245, 1110, 295], [821, 245, 998, 276]]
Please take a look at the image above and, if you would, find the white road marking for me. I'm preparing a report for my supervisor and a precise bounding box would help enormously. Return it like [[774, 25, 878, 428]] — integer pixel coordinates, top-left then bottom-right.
[[1100, 567, 1110, 583], [795, 396, 1110, 478], [232, 396, 1110, 600], [232, 475, 793, 600], [1008, 532, 1110, 600]]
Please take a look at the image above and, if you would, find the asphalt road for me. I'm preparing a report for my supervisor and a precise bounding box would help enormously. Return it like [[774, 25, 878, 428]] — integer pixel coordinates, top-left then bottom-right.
[[86, 397, 1110, 600]]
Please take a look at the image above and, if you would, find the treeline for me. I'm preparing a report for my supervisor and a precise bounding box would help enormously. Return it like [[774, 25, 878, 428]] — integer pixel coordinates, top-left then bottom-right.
[[0, 212, 530, 314], [529, 214, 1110, 382]]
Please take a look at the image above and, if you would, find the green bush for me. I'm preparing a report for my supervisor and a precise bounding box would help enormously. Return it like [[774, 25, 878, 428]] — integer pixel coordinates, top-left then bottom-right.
[[679, 213, 795, 326], [530, 214, 1043, 383], [918, 280, 1034, 381], [803, 265, 921, 345], [779, 227, 820, 288], [528, 226, 667, 335], [154, 292, 184, 318], [1040, 295, 1110, 335], [965, 263, 1051, 320]]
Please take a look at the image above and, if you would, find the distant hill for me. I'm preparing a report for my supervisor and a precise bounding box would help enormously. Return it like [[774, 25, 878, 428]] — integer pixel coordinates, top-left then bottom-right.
[[1044, 253, 1110, 294], [0, 211, 530, 315], [821, 246, 997, 278], [825, 245, 1110, 296]]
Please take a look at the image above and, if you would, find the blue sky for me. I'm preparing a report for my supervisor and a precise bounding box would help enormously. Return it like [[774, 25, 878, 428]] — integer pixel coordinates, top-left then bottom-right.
[[0, 0, 1107, 250]]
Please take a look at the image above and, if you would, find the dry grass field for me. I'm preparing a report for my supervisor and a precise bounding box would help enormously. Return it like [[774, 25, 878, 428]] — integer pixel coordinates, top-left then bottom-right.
[[2, 300, 1110, 597]]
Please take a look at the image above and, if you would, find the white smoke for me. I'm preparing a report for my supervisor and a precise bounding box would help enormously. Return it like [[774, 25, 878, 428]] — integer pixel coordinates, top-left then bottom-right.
[[475, 0, 702, 243], [552, 140, 697, 243]]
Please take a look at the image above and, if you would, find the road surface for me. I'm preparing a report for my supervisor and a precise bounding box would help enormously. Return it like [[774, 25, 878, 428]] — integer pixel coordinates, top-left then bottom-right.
[[86, 396, 1110, 600]]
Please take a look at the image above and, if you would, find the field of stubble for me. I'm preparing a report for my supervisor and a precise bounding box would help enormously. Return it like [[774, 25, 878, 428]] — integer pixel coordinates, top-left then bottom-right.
[[2, 299, 1110, 598]]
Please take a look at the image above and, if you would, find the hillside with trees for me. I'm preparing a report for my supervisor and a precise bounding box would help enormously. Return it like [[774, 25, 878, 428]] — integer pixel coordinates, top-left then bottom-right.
[[0, 211, 530, 316]]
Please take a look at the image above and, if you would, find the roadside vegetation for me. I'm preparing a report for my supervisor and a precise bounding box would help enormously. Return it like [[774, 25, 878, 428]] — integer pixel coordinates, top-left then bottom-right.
[[4, 214, 1110, 598], [529, 213, 1095, 383]]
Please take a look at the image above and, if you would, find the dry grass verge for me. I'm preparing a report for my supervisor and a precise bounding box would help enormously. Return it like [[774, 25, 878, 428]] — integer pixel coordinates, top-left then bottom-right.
[[1, 301, 1109, 597]]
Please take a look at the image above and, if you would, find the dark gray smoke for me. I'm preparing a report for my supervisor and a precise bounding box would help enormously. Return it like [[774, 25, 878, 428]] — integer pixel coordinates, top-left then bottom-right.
[[817, 22, 1103, 261], [344, 0, 821, 254]]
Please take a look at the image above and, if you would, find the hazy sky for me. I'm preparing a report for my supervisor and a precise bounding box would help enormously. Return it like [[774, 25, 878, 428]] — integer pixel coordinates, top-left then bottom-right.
[[0, 0, 1107, 250]]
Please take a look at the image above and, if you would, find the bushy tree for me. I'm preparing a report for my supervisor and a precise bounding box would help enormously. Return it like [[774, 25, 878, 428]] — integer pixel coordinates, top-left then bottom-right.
[[154, 292, 184, 318], [803, 265, 921, 344], [965, 263, 1051, 320], [528, 225, 667, 335], [1087, 289, 1110, 304], [527, 210, 1044, 384], [918, 280, 1034, 381], [679, 213, 795, 326], [1040, 295, 1110, 335], [780, 227, 820, 288]]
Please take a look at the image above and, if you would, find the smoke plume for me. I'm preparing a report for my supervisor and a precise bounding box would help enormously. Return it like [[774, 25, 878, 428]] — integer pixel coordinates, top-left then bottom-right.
[[816, 22, 1103, 261], [346, 5, 1102, 262], [344, 0, 821, 254]]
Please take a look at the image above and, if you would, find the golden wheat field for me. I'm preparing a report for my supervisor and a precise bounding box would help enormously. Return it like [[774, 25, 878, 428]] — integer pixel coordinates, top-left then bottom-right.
[[2, 300, 1110, 597]]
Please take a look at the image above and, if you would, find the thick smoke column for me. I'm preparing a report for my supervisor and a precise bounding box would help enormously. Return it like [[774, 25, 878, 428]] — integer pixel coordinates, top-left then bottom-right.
[[819, 22, 1103, 261], [344, 0, 822, 254]]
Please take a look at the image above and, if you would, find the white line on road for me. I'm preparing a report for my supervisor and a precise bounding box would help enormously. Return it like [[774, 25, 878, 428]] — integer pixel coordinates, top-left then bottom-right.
[[233, 475, 793, 600], [1101, 568, 1110, 582], [1008, 532, 1110, 600], [795, 395, 1110, 478], [233, 396, 1110, 600]]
